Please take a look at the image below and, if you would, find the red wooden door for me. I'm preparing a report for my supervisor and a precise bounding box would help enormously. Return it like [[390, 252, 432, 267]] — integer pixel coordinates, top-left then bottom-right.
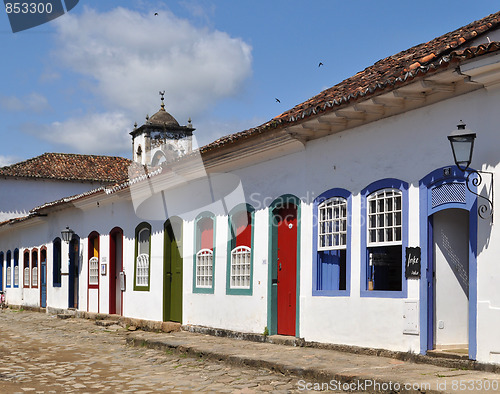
[[276, 204, 297, 336]]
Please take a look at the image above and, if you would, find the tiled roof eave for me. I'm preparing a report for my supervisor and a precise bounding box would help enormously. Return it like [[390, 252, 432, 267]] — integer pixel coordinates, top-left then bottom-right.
[[199, 42, 500, 155]]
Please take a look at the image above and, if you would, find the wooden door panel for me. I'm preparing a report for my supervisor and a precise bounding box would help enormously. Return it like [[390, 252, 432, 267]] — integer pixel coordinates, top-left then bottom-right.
[[276, 205, 297, 336]]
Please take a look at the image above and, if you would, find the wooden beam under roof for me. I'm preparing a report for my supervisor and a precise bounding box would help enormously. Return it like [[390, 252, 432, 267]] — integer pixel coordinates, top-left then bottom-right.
[[420, 79, 456, 93], [353, 103, 385, 115], [393, 90, 427, 101], [371, 96, 405, 108], [334, 109, 366, 120]]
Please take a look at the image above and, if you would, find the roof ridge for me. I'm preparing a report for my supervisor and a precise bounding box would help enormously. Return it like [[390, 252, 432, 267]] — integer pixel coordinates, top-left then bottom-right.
[[198, 11, 500, 155]]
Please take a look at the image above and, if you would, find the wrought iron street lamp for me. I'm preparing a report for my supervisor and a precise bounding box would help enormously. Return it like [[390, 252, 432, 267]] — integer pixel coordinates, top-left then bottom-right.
[[61, 226, 74, 243], [448, 121, 493, 221], [448, 121, 476, 171]]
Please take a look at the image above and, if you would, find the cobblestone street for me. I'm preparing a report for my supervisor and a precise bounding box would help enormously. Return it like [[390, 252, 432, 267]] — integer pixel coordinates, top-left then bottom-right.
[[0, 309, 302, 393]]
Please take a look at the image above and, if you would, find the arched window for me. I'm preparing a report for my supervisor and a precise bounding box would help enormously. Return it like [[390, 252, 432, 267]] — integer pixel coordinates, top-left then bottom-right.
[[193, 212, 215, 293], [313, 188, 351, 296], [227, 205, 254, 295], [88, 232, 100, 287], [361, 179, 408, 297], [134, 223, 151, 291], [6, 251, 11, 288], [31, 249, 38, 288], [23, 250, 30, 288], [53, 238, 62, 287], [13, 249, 19, 288]]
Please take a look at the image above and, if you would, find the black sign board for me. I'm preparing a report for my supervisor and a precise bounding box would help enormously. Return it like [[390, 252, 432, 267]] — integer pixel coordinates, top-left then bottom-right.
[[405, 247, 421, 279]]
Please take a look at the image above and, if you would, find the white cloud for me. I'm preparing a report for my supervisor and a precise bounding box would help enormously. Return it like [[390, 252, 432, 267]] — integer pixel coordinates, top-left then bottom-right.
[[53, 6, 253, 123], [0, 93, 51, 113], [28, 112, 132, 156], [0, 155, 19, 167]]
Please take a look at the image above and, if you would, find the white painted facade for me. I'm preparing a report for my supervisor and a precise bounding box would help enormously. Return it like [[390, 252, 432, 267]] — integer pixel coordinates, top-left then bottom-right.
[[2, 20, 500, 366], [0, 178, 106, 221]]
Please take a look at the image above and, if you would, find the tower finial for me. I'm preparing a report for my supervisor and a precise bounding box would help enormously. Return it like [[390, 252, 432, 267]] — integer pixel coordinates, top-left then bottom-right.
[[159, 90, 165, 110]]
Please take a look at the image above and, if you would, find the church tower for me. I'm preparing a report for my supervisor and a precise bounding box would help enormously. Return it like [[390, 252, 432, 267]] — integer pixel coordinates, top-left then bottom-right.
[[130, 92, 195, 166]]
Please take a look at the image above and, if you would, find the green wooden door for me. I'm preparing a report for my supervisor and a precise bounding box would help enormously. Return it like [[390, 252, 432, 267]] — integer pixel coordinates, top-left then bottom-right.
[[170, 236, 182, 322], [164, 220, 183, 323]]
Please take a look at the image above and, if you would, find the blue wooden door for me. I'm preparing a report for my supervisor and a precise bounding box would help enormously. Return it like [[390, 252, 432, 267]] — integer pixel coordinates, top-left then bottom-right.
[[41, 259, 47, 308]]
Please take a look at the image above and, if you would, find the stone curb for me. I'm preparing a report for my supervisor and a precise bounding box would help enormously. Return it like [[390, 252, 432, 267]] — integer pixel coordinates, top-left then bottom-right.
[[11, 306, 500, 375], [125, 335, 442, 394], [182, 324, 500, 374]]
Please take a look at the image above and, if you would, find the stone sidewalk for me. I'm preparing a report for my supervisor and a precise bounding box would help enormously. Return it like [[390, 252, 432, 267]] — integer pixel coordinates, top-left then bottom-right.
[[7, 306, 500, 393], [126, 327, 500, 393]]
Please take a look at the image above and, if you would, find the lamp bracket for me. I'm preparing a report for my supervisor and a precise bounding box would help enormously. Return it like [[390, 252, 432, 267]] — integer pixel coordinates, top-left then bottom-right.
[[465, 169, 494, 222]]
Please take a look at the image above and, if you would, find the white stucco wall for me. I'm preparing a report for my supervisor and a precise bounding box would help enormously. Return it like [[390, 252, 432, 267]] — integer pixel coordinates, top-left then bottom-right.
[[0, 178, 106, 221], [2, 76, 500, 363]]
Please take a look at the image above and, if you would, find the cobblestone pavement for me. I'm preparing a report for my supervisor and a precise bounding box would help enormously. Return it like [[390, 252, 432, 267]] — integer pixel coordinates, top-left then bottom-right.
[[0, 309, 309, 393]]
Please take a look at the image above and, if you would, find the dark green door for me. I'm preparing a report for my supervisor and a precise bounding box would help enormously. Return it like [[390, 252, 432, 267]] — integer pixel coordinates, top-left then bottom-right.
[[164, 219, 183, 323]]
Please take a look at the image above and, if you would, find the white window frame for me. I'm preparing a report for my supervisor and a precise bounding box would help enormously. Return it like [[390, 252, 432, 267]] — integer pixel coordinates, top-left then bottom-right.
[[367, 188, 402, 247], [136, 253, 149, 287], [14, 265, 19, 287], [89, 256, 99, 285], [24, 266, 30, 287], [230, 246, 251, 289], [32, 266, 38, 287], [6, 266, 11, 287], [318, 197, 347, 251], [196, 249, 213, 288]]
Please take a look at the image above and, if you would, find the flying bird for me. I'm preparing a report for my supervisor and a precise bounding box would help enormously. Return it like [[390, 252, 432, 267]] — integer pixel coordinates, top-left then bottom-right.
[[154, 12, 158, 16], [318, 62, 324, 67], [275, 98, 280, 103]]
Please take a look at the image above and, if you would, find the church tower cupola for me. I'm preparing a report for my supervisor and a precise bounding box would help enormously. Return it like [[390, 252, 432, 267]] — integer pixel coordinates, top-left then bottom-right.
[[130, 92, 195, 166]]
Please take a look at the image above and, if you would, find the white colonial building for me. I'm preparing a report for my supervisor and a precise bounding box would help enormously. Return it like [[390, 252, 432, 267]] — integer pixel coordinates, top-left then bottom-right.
[[2, 11, 500, 365]]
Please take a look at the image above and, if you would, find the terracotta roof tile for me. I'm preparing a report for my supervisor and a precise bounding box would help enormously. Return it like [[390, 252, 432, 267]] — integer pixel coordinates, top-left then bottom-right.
[[0, 153, 132, 183], [200, 11, 500, 154]]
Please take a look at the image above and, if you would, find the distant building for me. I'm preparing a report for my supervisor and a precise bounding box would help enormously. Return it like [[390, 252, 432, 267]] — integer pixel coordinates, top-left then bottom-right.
[[0, 153, 131, 221], [130, 98, 195, 166]]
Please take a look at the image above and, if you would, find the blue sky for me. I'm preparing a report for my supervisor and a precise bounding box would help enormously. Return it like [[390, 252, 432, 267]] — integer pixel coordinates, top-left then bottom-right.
[[0, 1, 499, 166]]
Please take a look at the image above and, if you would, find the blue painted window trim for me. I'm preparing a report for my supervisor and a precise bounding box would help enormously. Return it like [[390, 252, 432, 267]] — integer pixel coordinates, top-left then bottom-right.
[[13, 249, 19, 288], [418, 166, 477, 360], [193, 211, 216, 294], [53, 238, 62, 287], [360, 178, 408, 298], [226, 204, 255, 296], [6, 250, 11, 288], [312, 188, 351, 296]]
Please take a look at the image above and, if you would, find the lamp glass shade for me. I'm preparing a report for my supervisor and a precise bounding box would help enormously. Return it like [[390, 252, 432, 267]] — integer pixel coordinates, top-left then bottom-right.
[[61, 227, 74, 243], [447, 123, 476, 171]]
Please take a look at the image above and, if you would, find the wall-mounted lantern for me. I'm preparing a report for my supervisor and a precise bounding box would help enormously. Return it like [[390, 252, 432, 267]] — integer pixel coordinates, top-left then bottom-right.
[[61, 226, 74, 243], [448, 121, 493, 221]]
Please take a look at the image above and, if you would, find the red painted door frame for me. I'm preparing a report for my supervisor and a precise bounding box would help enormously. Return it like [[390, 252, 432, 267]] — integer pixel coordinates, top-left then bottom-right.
[[276, 205, 297, 336], [109, 228, 123, 316]]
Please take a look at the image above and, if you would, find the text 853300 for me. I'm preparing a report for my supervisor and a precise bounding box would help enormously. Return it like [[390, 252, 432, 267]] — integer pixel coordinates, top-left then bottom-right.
[[5, 3, 53, 14]]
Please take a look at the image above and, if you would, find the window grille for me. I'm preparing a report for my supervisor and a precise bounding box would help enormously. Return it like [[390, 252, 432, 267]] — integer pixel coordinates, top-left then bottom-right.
[[230, 246, 251, 289], [6, 267, 11, 287], [196, 249, 213, 288], [89, 257, 99, 285], [14, 265, 19, 287], [136, 253, 149, 286], [24, 267, 30, 287], [32, 267, 38, 287], [367, 189, 402, 246], [318, 197, 347, 250]]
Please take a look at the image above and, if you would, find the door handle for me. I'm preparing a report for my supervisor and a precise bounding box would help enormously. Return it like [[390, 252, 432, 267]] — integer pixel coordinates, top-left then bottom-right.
[[279, 263, 282, 271]]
